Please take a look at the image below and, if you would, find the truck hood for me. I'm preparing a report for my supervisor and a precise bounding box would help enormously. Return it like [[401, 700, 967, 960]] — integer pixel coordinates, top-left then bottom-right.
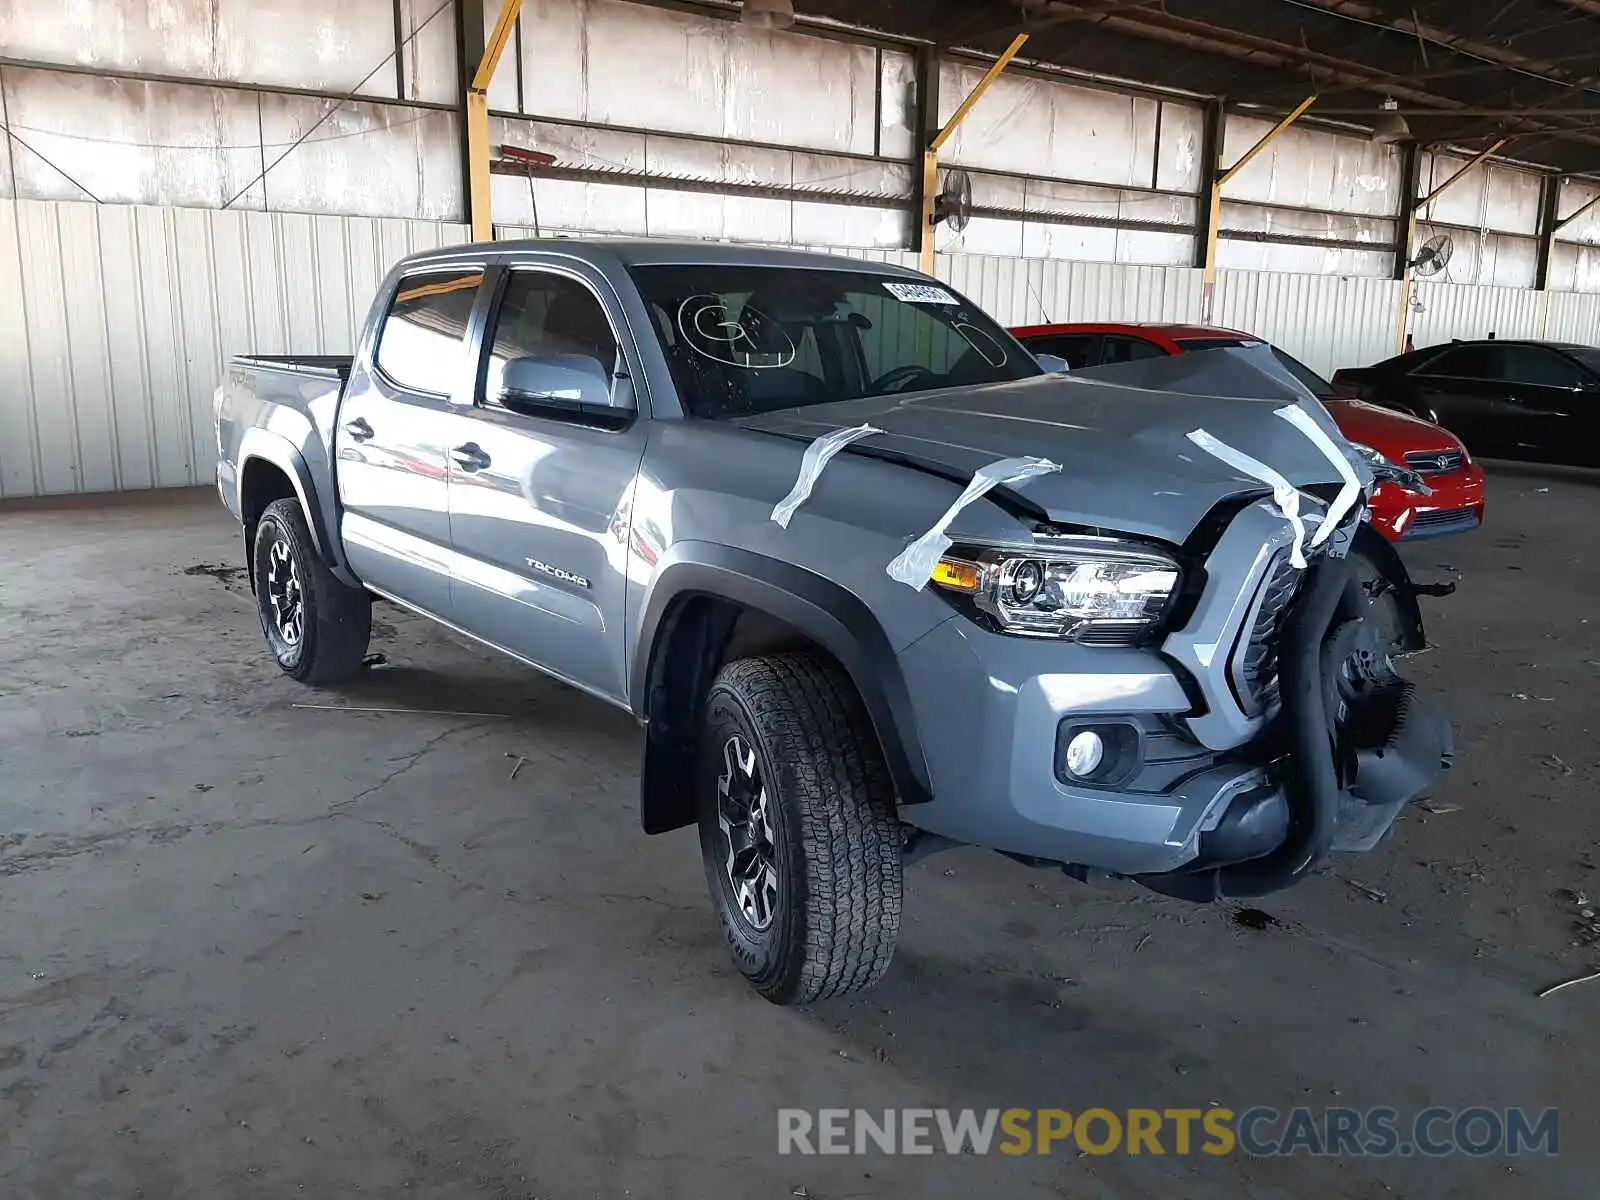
[[735, 366, 1363, 544]]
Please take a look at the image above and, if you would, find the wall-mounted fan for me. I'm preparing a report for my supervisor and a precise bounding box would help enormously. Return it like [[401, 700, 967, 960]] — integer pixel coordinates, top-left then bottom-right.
[[932, 168, 973, 234], [1409, 233, 1454, 277]]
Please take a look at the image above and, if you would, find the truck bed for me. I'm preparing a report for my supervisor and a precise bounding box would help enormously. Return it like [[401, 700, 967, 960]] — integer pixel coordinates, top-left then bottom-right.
[[233, 354, 353, 380], [214, 354, 351, 539]]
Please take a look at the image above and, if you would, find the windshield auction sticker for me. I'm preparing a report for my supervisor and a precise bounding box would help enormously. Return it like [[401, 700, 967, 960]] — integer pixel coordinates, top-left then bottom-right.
[[882, 282, 959, 305]]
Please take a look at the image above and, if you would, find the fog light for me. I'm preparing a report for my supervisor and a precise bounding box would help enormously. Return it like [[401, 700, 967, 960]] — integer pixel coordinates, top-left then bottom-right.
[[1064, 730, 1105, 778]]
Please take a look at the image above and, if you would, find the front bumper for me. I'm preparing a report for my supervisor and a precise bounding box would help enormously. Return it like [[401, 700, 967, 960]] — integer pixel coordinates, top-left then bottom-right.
[[896, 500, 1452, 890], [1368, 465, 1485, 541]]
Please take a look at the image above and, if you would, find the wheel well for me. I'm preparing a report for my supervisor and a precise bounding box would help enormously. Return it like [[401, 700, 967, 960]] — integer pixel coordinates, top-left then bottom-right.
[[240, 458, 298, 555], [639, 595, 852, 835]]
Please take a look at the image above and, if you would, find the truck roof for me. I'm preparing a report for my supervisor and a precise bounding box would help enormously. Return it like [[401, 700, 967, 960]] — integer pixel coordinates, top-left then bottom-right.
[[397, 238, 931, 279]]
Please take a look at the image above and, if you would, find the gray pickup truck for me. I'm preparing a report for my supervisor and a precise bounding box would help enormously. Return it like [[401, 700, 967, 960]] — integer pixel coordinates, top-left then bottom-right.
[[215, 240, 1451, 1004]]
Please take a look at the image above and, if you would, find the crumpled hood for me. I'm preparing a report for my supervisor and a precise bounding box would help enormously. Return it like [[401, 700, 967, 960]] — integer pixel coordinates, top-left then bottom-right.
[[735, 357, 1365, 544]]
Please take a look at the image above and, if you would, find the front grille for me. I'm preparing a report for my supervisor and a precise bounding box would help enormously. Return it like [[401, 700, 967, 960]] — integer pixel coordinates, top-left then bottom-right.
[[1404, 449, 1465, 474], [1404, 507, 1480, 539], [1232, 550, 1304, 718]]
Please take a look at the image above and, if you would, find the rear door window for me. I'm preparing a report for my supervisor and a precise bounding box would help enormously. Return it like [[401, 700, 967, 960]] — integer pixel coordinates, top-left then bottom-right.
[[375, 271, 484, 396], [1497, 345, 1591, 388], [1019, 333, 1102, 369], [1413, 344, 1501, 380], [1099, 335, 1167, 364]]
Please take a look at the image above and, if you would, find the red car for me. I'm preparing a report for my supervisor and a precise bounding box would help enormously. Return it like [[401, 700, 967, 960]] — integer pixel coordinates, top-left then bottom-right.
[[1010, 322, 1486, 543]]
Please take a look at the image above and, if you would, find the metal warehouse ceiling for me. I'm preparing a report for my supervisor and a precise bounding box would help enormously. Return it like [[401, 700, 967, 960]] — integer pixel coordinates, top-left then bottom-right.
[[791, 0, 1600, 175]]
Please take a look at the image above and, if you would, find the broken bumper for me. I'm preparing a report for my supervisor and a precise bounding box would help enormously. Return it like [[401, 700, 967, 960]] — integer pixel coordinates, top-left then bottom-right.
[[895, 500, 1453, 893]]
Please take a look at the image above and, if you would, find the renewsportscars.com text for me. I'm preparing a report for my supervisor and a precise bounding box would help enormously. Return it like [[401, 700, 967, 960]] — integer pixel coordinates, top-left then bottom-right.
[[777, 1106, 1558, 1158]]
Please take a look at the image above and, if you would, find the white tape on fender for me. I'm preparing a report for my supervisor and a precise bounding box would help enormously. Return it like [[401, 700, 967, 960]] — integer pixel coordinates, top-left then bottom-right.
[[886, 456, 1062, 589], [1187, 429, 1310, 568], [770, 424, 882, 528], [1274, 404, 1363, 548]]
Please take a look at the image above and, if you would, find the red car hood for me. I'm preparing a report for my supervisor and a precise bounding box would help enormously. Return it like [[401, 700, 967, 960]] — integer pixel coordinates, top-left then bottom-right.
[[1324, 397, 1461, 460]]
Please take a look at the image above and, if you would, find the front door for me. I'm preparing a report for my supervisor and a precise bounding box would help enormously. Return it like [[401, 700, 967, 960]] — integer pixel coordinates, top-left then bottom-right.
[[336, 267, 484, 618], [1493, 344, 1598, 465], [1403, 342, 1504, 455], [445, 265, 647, 705]]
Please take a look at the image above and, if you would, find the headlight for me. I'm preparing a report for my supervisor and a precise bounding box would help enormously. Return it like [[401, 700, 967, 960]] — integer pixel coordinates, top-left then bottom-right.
[[931, 537, 1181, 643], [1349, 442, 1432, 496]]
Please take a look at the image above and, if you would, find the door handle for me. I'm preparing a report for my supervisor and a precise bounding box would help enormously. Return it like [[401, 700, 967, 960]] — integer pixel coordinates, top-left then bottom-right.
[[343, 417, 374, 442], [451, 442, 492, 472]]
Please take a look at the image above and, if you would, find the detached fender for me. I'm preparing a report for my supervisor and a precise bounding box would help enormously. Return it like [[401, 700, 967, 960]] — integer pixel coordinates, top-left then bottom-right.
[[236, 428, 358, 585], [1352, 521, 1428, 654], [631, 542, 933, 833]]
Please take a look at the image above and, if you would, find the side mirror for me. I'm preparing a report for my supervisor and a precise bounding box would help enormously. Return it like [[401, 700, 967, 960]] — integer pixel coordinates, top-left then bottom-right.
[[498, 353, 624, 415], [1034, 352, 1070, 374]]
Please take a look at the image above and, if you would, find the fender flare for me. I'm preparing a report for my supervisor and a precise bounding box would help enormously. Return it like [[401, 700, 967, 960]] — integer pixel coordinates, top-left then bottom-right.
[[236, 427, 353, 580], [632, 543, 933, 826]]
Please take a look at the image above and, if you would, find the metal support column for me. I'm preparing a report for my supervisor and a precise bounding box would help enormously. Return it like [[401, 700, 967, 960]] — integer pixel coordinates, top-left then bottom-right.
[[1201, 95, 1316, 321], [917, 32, 1028, 276], [1394, 137, 1505, 350], [457, 0, 486, 233], [1534, 174, 1560, 292], [1391, 140, 1420, 282], [1191, 99, 1224, 271], [463, 0, 524, 241], [909, 46, 940, 263]]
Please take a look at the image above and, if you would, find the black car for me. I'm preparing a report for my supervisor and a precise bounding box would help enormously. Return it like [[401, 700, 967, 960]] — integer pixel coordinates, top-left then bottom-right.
[[1333, 339, 1600, 467]]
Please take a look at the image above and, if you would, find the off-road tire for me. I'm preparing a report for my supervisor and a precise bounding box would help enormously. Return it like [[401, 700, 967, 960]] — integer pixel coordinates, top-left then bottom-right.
[[252, 498, 371, 685], [697, 652, 903, 1005]]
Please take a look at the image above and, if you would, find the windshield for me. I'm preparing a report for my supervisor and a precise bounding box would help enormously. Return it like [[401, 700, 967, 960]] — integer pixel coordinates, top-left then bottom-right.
[[1176, 337, 1336, 398], [628, 265, 1038, 418]]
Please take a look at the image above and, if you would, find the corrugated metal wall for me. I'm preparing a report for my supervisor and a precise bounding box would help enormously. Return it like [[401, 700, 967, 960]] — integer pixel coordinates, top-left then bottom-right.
[[1212, 271, 1402, 378], [5, 198, 1600, 500], [1410, 280, 1547, 346], [0, 198, 468, 498], [1543, 291, 1600, 344]]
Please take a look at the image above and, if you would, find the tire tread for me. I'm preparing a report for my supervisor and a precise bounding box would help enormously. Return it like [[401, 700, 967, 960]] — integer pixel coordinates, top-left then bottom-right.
[[711, 651, 902, 1004]]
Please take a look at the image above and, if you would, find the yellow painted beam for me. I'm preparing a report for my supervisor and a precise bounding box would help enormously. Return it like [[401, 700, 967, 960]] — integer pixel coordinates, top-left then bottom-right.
[[919, 150, 940, 276], [929, 33, 1029, 154], [1202, 95, 1315, 315], [921, 33, 1028, 274], [474, 0, 524, 93], [1217, 95, 1317, 188], [467, 0, 525, 242], [1418, 138, 1506, 211], [467, 91, 494, 242]]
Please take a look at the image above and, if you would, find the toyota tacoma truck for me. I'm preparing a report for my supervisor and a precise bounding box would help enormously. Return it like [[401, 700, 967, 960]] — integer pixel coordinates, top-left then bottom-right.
[[214, 241, 1453, 1005]]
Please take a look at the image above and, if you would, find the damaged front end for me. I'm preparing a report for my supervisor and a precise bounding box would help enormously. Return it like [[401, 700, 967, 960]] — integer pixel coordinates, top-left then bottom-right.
[[1140, 516, 1453, 901]]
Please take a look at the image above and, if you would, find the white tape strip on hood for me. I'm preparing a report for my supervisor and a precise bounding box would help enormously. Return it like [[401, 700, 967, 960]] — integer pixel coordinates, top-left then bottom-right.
[[1273, 403, 1363, 548], [1186, 428, 1310, 568], [886, 456, 1062, 589], [770, 423, 883, 528]]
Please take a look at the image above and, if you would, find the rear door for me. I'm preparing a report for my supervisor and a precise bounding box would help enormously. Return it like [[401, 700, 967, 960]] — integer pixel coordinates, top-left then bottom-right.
[[336, 266, 485, 618], [443, 263, 648, 704]]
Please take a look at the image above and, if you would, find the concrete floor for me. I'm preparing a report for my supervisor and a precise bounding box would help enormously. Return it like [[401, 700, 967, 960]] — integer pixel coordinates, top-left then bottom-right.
[[1, 474, 1596, 1199]]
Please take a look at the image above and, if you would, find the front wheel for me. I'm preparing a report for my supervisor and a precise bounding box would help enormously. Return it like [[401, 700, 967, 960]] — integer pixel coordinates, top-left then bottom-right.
[[698, 652, 903, 1005], [252, 498, 371, 684]]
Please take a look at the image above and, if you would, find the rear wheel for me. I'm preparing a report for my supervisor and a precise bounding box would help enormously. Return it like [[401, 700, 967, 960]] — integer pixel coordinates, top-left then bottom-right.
[[252, 498, 371, 684], [698, 652, 902, 1005]]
